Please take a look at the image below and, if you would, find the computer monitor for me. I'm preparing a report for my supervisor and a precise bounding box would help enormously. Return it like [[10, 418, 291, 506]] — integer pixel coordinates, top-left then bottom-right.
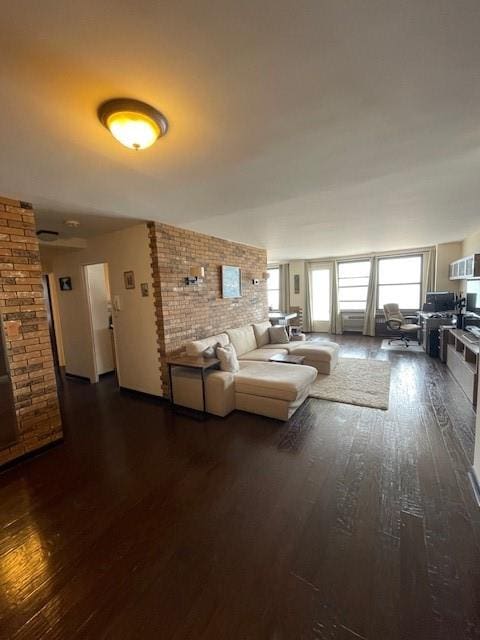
[[425, 291, 455, 313], [466, 281, 480, 316]]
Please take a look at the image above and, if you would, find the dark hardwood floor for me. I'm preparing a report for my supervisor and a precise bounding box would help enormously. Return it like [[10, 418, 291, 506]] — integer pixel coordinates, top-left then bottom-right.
[[0, 334, 479, 639]]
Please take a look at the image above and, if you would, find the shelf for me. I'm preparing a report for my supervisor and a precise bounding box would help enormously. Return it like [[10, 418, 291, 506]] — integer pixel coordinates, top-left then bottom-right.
[[446, 329, 479, 407]]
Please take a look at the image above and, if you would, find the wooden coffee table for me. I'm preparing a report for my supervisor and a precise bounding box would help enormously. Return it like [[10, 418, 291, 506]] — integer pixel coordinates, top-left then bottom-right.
[[269, 353, 305, 365]]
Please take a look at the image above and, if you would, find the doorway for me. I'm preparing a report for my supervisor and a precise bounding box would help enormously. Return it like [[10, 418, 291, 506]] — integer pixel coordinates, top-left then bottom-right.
[[84, 263, 115, 383], [310, 263, 332, 332], [42, 274, 60, 370]]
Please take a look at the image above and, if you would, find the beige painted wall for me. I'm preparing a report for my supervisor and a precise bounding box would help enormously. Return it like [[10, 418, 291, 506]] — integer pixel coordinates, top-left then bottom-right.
[[47, 224, 162, 396], [463, 228, 480, 257], [435, 241, 462, 292]]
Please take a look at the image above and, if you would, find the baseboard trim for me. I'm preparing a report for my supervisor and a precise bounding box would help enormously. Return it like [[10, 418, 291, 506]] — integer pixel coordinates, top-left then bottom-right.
[[119, 386, 168, 404], [65, 372, 90, 383], [468, 467, 480, 508], [0, 438, 63, 474]]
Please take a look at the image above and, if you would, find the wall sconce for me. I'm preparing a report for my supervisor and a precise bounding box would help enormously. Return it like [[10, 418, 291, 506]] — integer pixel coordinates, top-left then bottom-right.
[[185, 266, 205, 285]]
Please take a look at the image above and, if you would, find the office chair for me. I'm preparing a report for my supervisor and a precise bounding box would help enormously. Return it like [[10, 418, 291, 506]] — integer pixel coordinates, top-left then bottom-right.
[[383, 303, 419, 347]]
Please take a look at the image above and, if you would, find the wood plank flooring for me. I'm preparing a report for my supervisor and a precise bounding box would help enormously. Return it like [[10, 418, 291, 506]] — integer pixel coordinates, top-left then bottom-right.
[[0, 334, 479, 639]]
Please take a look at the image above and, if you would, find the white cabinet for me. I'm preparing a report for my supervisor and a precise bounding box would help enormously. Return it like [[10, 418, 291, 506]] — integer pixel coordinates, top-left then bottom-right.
[[449, 254, 480, 280]]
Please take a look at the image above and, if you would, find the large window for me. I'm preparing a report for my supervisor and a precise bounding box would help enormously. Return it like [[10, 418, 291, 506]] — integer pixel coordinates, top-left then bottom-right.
[[267, 267, 280, 310], [377, 255, 422, 310], [338, 260, 371, 311]]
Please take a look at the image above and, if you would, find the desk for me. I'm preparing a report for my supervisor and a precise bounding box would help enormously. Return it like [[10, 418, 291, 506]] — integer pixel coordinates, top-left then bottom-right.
[[417, 312, 456, 356], [269, 312, 297, 326], [447, 329, 479, 407]]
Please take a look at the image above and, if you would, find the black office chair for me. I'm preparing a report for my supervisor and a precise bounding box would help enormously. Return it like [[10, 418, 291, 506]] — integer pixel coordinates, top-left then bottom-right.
[[383, 303, 419, 347]]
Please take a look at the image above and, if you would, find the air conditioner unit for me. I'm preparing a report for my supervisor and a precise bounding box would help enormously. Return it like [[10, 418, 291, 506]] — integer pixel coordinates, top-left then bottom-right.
[[342, 313, 364, 332]]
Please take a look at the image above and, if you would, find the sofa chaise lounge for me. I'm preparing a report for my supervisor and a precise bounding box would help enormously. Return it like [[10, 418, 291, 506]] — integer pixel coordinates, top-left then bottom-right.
[[171, 321, 339, 421]]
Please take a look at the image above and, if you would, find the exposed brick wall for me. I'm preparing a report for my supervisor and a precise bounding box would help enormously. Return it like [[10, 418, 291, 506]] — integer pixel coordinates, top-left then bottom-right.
[[0, 196, 62, 466], [149, 222, 268, 396]]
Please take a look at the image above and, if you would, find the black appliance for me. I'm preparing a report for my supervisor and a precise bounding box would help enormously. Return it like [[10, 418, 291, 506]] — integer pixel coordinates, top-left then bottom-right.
[[425, 291, 456, 313]]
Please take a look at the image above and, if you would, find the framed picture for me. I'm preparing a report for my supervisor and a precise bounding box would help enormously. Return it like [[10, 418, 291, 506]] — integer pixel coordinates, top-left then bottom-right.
[[59, 276, 72, 291], [294, 274, 300, 295], [141, 282, 149, 297], [221, 265, 242, 298], [124, 271, 135, 290]]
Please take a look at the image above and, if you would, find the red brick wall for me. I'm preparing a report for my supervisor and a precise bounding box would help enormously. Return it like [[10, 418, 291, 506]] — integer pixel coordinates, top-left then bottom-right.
[[149, 222, 268, 395], [0, 196, 62, 466]]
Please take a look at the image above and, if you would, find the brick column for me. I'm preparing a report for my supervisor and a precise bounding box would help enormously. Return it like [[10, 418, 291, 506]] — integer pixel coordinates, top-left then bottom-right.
[[0, 196, 62, 466]]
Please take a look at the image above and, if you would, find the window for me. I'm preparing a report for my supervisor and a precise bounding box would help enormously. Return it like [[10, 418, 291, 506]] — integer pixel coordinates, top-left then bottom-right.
[[377, 255, 422, 310], [338, 260, 371, 311], [267, 267, 280, 310]]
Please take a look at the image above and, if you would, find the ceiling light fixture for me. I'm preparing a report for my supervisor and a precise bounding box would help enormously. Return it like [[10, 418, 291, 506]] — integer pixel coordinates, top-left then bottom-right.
[[98, 98, 168, 150]]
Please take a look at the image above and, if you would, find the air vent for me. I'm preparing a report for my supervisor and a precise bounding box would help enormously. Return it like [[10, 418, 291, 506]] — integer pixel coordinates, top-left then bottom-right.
[[36, 229, 59, 242]]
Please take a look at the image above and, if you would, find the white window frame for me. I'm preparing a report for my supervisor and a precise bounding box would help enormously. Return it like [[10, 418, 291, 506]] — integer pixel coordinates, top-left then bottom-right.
[[376, 254, 423, 312], [337, 260, 371, 312], [267, 266, 280, 311]]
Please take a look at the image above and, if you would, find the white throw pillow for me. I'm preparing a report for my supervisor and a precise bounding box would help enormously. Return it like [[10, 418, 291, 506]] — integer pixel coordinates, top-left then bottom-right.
[[268, 326, 289, 344], [216, 343, 240, 373]]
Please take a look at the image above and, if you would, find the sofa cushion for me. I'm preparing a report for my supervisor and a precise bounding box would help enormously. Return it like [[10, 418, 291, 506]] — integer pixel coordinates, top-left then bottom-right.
[[234, 361, 317, 402], [185, 333, 229, 357], [288, 342, 339, 362], [238, 347, 288, 361], [261, 342, 299, 350], [226, 325, 257, 356], [252, 321, 271, 347], [216, 343, 240, 373], [268, 326, 289, 344]]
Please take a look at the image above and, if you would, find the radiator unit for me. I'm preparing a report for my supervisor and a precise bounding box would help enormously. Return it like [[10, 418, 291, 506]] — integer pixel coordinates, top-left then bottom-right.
[[342, 313, 364, 332], [375, 316, 390, 337]]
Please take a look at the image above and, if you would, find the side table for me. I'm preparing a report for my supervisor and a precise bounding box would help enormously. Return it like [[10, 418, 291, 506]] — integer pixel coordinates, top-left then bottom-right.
[[166, 355, 220, 415]]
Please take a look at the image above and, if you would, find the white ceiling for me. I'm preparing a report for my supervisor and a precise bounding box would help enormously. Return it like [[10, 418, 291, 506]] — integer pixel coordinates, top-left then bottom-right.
[[1, 1, 480, 260]]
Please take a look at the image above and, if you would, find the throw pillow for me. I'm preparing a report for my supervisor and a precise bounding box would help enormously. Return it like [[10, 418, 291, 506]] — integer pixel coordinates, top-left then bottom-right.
[[203, 345, 217, 358], [253, 321, 272, 347], [268, 326, 289, 344], [216, 343, 240, 373]]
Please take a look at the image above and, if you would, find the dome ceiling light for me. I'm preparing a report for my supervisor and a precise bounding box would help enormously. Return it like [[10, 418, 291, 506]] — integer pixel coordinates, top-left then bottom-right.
[[98, 98, 168, 150]]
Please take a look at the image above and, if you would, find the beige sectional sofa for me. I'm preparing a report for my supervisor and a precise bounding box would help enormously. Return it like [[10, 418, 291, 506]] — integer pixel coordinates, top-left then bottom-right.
[[172, 322, 339, 421]]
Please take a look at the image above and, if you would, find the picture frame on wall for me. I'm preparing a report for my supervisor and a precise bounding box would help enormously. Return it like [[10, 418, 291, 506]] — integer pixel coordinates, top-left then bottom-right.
[[294, 274, 300, 295], [221, 265, 242, 298], [59, 277, 72, 291], [124, 270, 135, 290], [140, 282, 149, 297]]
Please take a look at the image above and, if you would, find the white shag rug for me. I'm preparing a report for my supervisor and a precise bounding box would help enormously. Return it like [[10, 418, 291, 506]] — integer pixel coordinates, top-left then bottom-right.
[[309, 357, 391, 410]]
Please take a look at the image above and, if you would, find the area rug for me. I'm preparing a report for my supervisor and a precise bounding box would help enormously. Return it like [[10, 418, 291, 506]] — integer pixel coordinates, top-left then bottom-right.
[[309, 358, 391, 410], [380, 339, 423, 353]]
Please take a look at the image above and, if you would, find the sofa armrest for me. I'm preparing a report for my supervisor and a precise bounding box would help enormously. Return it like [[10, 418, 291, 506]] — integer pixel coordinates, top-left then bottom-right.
[[386, 319, 402, 330], [205, 370, 235, 417]]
